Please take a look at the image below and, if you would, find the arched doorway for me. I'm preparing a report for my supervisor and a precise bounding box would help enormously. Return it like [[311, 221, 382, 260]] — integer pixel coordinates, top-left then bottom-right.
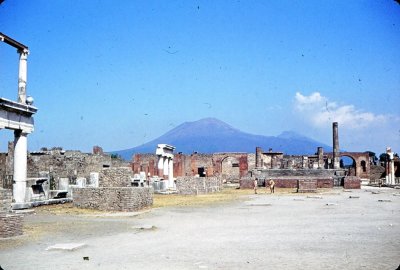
[[340, 155, 356, 176], [221, 156, 240, 181]]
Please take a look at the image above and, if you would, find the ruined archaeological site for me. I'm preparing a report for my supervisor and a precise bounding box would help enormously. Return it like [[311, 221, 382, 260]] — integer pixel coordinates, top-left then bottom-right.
[[1, 33, 400, 270]]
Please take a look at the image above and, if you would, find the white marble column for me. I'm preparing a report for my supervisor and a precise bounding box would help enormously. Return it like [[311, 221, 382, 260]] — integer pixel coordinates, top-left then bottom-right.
[[18, 50, 28, 104], [163, 157, 169, 178], [168, 158, 174, 188], [13, 130, 28, 203]]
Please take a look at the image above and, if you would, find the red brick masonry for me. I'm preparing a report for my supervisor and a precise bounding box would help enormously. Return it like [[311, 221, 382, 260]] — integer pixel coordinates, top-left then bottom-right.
[[344, 176, 361, 189]]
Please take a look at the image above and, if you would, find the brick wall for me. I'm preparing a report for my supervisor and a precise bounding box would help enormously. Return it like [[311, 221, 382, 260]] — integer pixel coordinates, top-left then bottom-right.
[[298, 179, 317, 193], [344, 176, 361, 189], [175, 177, 223, 195], [0, 188, 12, 212], [240, 177, 333, 190], [72, 187, 153, 211], [99, 167, 133, 187], [0, 213, 23, 238]]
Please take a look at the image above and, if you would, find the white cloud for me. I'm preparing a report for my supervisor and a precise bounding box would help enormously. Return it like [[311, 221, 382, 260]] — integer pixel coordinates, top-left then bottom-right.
[[294, 92, 389, 128]]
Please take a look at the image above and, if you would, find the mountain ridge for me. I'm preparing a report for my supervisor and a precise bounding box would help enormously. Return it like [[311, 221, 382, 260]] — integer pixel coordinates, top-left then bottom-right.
[[113, 118, 332, 160]]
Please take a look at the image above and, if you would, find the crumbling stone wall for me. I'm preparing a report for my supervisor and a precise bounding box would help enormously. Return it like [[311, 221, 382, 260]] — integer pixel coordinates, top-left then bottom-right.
[[344, 176, 361, 189], [72, 187, 153, 211], [0, 213, 23, 238], [0, 153, 6, 188], [0, 188, 12, 212], [99, 167, 133, 187], [240, 177, 333, 189], [254, 169, 337, 179], [0, 188, 23, 238], [175, 176, 222, 195]]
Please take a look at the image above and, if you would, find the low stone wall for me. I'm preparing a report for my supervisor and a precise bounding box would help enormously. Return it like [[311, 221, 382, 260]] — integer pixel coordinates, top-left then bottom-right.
[[317, 178, 334, 188], [0, 188, 12, 212], [73, 187, 153, 211], [99, 167, 132, 188], [0, 213, 23, 238], [239, 177, 256, 189], [240, 177, 333, 191], [175, 177, 222, 195], [344, 176, 361, 189], [298, 179, 317, 193]]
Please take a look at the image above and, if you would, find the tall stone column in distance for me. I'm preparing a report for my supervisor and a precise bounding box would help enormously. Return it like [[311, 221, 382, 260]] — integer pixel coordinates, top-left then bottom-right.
[[13, 130, 28, 204], [255, 147, 262, 168], [317, 147, 324, 169], [332, 122, 340, 169]]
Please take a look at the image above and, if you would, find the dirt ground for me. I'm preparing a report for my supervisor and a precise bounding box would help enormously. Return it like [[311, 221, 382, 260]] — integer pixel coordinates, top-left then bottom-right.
[[1, 186, 399, 270]]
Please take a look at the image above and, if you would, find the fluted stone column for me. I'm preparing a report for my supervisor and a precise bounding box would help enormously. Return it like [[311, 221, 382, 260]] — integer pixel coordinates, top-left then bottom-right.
[[13, 130, 28, 204]]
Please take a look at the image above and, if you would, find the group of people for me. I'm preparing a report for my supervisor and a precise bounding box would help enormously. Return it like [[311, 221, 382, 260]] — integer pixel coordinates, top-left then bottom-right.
[[254, 178, 275, 194]]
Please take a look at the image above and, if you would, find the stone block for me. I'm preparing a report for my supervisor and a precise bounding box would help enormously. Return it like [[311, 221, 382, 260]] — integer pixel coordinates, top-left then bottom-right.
[[298, 179, 317, 193], [58, 178, 69, 190], [344, 176, 361, 189]]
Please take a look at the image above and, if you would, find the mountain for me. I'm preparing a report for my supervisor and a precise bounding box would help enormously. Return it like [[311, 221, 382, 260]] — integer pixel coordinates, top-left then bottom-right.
[[113, 118, 332, 160]]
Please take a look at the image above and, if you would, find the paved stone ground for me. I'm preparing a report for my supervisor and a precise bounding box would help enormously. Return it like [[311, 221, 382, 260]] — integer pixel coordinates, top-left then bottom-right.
[[1, 186, 399, 270]]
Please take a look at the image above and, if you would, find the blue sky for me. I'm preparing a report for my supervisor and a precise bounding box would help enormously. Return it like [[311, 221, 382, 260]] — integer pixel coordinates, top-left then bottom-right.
[[1, 0, 399, 155]]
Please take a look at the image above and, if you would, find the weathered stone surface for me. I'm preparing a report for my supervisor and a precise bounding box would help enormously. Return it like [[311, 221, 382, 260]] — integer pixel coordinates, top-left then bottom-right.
[[99, 167, 133, 188], [72, 187, 153, 212], [0, 188, 12, 212], [344, 176, 361, 189], [0, 213, 23, 238], [297, 179, 317, 193], [239, 178, 256, 189], [175, 177, 222, 195]]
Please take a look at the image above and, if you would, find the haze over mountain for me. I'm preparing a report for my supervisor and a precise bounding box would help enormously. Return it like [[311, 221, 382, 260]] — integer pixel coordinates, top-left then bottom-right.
[[114, 118, 333, 160]]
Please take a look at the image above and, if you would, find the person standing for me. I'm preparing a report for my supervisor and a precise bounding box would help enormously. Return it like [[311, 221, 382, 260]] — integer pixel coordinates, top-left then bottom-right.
[[268, 178, 275, 194], [254, 178, 258, 194]]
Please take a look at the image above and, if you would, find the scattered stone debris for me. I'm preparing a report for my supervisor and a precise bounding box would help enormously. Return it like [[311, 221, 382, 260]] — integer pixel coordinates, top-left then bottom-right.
[[325, 203, 338, 206], [349, 196, 360, 199], [378, 199, 392, 202], [293, 198, 305, 201], [132, 225, 157, 231], [343, 190, 352, 192], [393, 193, 400, 197], [307, 196, 322, 199], [246, 203, 272, 207], [46, 243, 86, 251], [371, 191, 380, 195], [83, 256, 89, 261]]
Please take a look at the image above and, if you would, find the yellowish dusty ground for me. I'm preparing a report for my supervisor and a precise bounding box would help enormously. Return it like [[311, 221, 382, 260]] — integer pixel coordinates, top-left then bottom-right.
[[27, 187, 303, 215]]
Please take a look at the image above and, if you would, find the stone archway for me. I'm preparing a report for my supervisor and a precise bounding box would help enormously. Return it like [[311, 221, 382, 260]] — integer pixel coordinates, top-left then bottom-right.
[[221, 156, 240, 180], [339, 152, 370, 179]]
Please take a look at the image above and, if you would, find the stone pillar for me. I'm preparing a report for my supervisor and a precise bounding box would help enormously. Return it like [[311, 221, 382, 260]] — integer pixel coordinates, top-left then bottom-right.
[[168, 158, 174, 188], [386, 148, 395, 185], [163, 157, 169, 179], [13, 130, 28, 204], [255, 147, 262, 168], [302, 156, 308, 168], [317, 147, 324, 168], [18, 50, 28, 104], [332, 122, 340, 169], [157, 155, 164, 177]]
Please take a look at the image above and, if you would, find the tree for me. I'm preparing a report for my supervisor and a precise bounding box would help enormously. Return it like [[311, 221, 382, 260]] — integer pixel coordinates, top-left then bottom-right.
[[379, 153, 388, 162]]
